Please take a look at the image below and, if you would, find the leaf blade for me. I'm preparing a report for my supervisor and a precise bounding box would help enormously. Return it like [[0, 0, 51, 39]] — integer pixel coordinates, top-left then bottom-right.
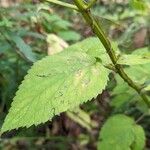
[[98, 115, 145, 150], [1, 49, 109, 133], [11, 35, 36, 62], [117, 54, 150, 65]]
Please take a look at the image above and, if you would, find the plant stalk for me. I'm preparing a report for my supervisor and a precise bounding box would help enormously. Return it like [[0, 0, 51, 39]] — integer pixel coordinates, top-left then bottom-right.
[[46, 0, 79, 11], [74, 0, 150, 107]]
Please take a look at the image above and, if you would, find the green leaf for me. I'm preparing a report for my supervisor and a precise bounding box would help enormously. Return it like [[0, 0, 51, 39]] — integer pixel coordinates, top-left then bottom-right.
[[130, 0, 148, 11], [110, 94, 134, 111], [66, 37, 111, 65], [1, 39, 109, 133], [111, 47, 150, 112], [0, 43, 11, 53], [0, 17, 13, 27], [111, 66, 150, 113], [58, 31, 81, 41], [131, 125, 145, 150], [98, 115, 135, 150], [117, 54, 150, 65], [94, 15, 121, 33], [145, 84, 150, 91], [67, 107, 98, 131], [11, 35, 36, 62], [98, 115, 145, 150]]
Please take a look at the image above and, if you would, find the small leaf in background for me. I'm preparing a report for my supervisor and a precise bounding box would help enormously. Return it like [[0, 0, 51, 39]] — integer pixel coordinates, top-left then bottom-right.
[[46, 34, 68, 55], [58, 31, 81, 42], [117, 47, 150, 65], [145, 84, 150, 91], [67, 107, 98, 132], [11, 35, 36, 62], [98, 115, 145, 150], [41, 12, 72, 31], [117, 53, 150, 65], [54, 20, 72, 30], [130, 0, 148, 12], [110, 93, 134, 111], [25, 32, 45, 40], [1, 38, 109, 133], [94, 15, 121, 34], [111, 57, 150, 113], [0, 43, 11, 54], [0, 17, 12, 27]]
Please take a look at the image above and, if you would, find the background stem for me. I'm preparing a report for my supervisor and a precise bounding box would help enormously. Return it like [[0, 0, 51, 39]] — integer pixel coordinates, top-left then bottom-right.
[[46, 0, 79, 11]]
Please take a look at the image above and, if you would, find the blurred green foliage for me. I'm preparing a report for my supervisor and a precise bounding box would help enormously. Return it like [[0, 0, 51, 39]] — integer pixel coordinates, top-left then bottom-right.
[[0, 0, 150, 149]]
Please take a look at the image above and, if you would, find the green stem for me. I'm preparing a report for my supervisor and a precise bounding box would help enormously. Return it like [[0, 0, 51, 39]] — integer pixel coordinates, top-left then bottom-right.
[[46, 0, 79, 11], [74, 0, 150, 107], [135, 112, 147, 123]]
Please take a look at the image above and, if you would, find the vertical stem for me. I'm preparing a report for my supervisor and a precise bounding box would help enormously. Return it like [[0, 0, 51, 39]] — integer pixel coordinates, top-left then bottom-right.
[[74, 0, 150, 107]]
